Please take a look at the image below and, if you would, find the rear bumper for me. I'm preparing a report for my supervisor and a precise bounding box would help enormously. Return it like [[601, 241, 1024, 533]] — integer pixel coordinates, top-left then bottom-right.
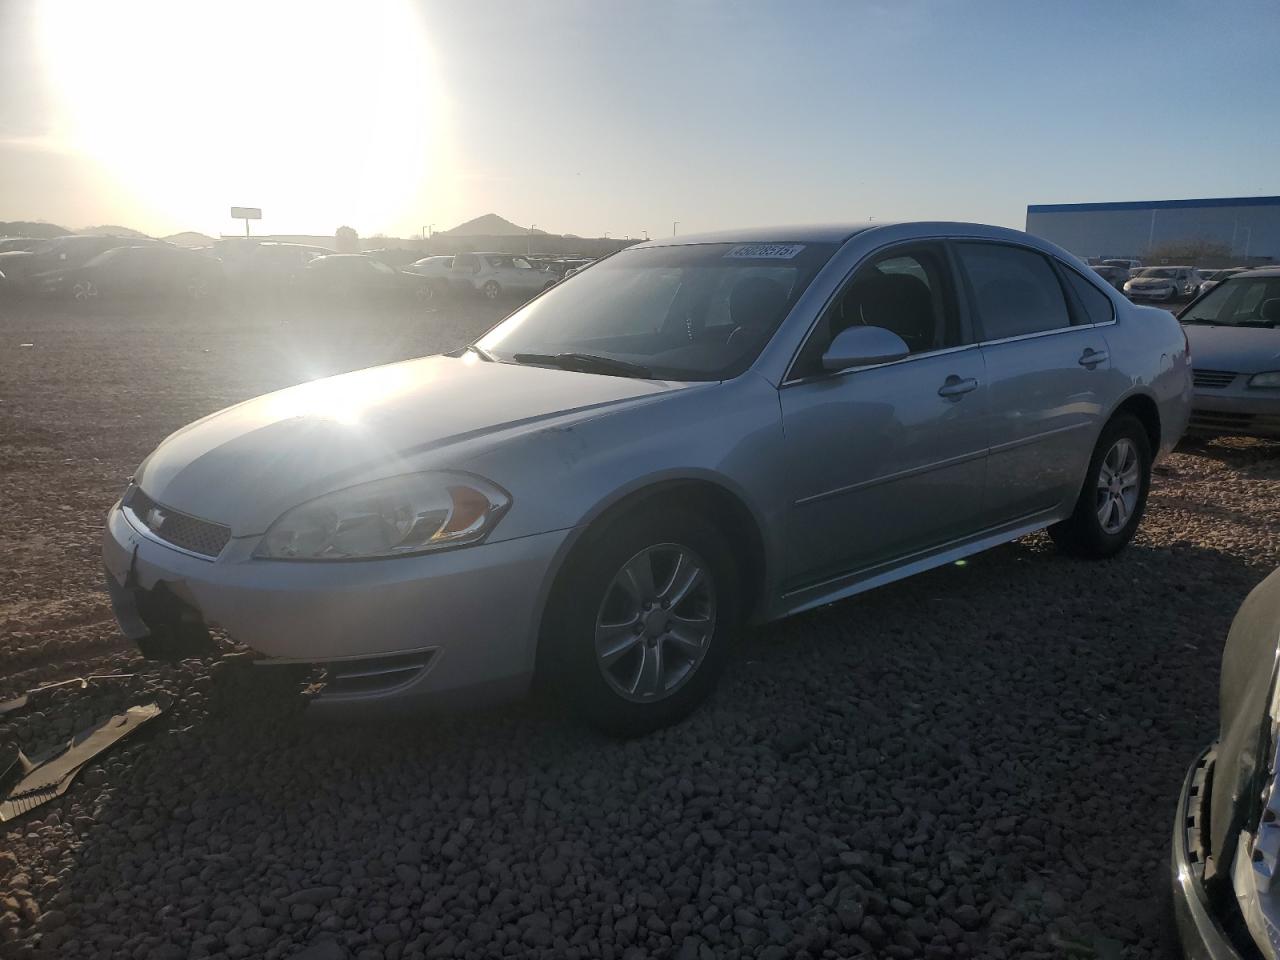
[[1172, 747, 1246, 960], [1189, 388, 1280, 439], [102, 500, 570, 709]]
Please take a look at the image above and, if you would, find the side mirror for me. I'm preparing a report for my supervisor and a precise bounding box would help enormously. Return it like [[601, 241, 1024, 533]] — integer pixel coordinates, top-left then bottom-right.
[[821, 325, 910, 371]]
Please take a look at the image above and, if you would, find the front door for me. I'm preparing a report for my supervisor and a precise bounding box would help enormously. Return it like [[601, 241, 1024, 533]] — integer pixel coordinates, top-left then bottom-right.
[[780, 242, 989, 589]]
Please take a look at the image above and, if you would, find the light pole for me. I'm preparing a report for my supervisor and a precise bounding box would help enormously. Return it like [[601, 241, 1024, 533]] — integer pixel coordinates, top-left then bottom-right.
[[528, 224, 536, 257], [422, 224, 434, 241], [672, 220, 680, 237]]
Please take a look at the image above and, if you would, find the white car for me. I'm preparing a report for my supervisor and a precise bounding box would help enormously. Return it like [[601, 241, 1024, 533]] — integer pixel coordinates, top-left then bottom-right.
[[1124, 266, 1202, 301], [402, 255, 455, 299], [448, 252, 558, 300]]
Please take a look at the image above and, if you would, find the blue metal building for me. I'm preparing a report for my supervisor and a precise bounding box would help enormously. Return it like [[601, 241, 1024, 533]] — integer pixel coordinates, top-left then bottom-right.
[[1025, 196, 1280, 262]]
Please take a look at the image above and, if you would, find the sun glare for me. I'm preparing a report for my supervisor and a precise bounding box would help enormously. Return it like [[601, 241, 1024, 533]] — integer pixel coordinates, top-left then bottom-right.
[[36, 0, 450, 236]]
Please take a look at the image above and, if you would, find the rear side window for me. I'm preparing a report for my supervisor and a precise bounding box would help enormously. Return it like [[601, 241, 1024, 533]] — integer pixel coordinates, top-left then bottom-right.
[[956, 242, 1072, 340], [1062, 266, 1115, 325]]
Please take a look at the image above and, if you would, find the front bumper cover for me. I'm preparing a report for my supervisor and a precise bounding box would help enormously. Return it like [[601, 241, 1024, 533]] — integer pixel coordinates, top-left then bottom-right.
[[102, 500, 570, 708]]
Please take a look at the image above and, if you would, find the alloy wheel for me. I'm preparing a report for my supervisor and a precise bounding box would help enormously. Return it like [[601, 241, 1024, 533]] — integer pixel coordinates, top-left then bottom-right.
[[1096, 437, 1140, 534], [73, 280, 97, 301], [594, 543, 716, 703]]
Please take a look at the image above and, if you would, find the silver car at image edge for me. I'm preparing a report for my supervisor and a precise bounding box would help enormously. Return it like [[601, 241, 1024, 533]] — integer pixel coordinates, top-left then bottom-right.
[[1172, 566, 1280, 959], [1181, 266, 1280, 439], [102, 221, 1191, 733]]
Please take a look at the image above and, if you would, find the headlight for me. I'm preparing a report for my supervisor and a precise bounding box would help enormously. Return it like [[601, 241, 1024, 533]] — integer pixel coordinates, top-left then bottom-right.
[[254, 472, 511, 561], [1251, 372, 1280, 389]]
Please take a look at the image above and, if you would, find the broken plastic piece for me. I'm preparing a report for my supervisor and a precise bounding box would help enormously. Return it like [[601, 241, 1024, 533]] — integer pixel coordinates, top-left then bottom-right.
[[0, 701, 164, 822]]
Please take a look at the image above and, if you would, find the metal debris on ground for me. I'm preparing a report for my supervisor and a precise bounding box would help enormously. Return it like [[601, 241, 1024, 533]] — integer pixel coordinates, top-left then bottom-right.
[[0, 701, 165, 822]]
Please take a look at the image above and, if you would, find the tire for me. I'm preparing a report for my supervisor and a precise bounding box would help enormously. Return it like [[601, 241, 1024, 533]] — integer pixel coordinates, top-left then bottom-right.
[[1049, 413, 1152, 558], [482, 280, 501, 300], [542, 507, 741, 736], [73, 280, 98, 302]]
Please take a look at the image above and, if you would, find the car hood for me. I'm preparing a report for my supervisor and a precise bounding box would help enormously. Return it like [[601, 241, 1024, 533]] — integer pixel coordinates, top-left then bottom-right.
[[1210, 568, 1280, 879], [135, 354, 683, 536], [1184, 324, 1280, 375]]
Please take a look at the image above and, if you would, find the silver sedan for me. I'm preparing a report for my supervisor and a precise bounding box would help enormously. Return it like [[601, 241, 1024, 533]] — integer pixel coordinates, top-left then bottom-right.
[[1181, 266, 1280, 438], [103, 222, 1191, 733]]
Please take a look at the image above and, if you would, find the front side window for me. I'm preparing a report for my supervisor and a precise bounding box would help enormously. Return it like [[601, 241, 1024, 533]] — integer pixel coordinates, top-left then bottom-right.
[[956, 242, 1072, 340], [477, 241, 838, 381], [1182, 277, 1280, 327], [793, 246, 959, 377]]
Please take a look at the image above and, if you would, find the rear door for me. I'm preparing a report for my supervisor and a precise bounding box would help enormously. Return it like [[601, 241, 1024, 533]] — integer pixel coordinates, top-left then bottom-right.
[[953, 241, 1113, 526]]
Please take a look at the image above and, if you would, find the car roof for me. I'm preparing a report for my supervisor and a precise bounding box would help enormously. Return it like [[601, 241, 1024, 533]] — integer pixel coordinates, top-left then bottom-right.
[[1236, 265, 1280, 278], [633, 223, 879, 248], [629, 221, 1079, 251]]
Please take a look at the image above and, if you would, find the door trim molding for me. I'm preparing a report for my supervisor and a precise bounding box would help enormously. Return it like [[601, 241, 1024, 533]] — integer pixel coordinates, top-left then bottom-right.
[[793, 446, 987, 506], [987, 419, 1091, 456]]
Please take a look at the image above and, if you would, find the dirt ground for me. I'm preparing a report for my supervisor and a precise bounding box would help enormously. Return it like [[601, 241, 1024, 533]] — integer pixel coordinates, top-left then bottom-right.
[[2, 293, 1279, 960]]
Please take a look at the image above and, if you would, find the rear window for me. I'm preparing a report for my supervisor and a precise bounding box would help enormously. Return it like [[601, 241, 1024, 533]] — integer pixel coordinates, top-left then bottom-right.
[[1063, 266, 1115, 325]]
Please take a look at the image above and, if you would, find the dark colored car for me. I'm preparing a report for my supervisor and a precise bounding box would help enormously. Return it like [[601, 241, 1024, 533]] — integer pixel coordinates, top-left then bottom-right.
[[39, 244, 224, 301], [1172, 566, 1280, 958], [0, 234, 140, 289], [1090, 264, 1130, 291], [299, 254, 433, 303]]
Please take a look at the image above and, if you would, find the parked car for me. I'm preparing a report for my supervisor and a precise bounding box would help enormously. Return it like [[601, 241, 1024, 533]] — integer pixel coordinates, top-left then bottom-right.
[[102, 222, 1190, 733], [298, 254, 434, 303], [1091, 264, 1130, 291], [1179, 267, 1280, 438], [0, 234, 141, 289], [1199, 267, 1248, 296], [1171, 564, 1280, 959], [0, 237, 40, 253], [1125, 266, 1203, 301], [1102, 258, 1143, 274], [214, 240, 330, 289], [38, 244, 224, 301], [402, 255, 455, 299], [449, 252, 558, 300]]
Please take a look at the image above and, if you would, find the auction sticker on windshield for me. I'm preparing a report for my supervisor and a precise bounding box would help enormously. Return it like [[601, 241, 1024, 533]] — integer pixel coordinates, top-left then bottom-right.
[[724, 243, 805, 260]]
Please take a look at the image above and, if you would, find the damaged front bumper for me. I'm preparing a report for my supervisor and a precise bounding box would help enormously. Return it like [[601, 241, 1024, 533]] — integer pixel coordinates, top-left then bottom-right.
[[1173, 747, 1247, 960], [102, 499, 569, 709]]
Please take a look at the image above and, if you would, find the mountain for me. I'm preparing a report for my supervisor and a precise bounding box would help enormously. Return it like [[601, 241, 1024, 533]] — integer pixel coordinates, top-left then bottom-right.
[[163, 231, 216, 248], [442, 213, 548, 237], [79, 224, 152, 239], [0, 221, 71, 238]]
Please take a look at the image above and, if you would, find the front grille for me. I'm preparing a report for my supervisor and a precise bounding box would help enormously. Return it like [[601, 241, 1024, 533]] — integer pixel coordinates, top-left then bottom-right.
[[124, 487, 232, 559], [1192, 369, 1238, 389]]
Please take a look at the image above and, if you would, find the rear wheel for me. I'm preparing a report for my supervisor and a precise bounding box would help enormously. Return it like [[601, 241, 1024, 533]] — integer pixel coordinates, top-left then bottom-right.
[[543, 508, 740, 735], [482, 280, 501, 300], [73, 280, 98, 302], [1049, 413, 1152, 558]]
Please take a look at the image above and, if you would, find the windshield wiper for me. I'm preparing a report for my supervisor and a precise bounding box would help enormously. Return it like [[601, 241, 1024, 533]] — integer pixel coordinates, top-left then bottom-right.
[[1181, 318, 1224, 326], [511, 352, 653, 378]]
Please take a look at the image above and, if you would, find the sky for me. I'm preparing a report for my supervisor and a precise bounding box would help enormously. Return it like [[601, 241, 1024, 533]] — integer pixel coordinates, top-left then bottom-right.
[[1, 0, 1277, 241]]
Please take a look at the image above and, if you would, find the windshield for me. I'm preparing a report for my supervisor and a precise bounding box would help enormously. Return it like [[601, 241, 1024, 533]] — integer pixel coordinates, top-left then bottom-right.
[[1181, 276, 1280, 326], [1136, 267, 1178, 278], [475, 242, 838, 381]]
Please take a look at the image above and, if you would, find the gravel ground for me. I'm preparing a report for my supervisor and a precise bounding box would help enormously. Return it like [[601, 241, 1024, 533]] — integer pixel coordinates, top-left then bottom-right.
[[2, 294, 1280, 959]]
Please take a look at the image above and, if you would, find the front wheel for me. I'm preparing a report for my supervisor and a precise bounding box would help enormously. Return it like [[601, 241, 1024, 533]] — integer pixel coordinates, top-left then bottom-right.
[[482, 280, 501, 300], [1049, 413, 1152, 558], [542, 508, 740, 736]]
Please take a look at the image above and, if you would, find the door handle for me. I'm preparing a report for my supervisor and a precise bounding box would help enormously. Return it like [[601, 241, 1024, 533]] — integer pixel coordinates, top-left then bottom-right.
[[937, 375, 979, 398], [1078, 348, 1109, 368]]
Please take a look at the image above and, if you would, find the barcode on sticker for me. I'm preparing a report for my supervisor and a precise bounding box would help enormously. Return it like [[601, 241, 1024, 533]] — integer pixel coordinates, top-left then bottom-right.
[[724, 243, 805, 260]]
